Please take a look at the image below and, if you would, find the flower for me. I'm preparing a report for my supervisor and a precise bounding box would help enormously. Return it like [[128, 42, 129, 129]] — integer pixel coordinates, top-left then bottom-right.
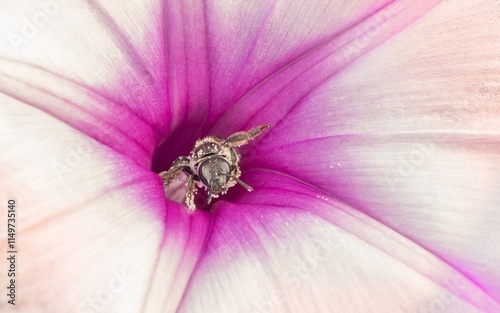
[[1, 0, 499, 312]]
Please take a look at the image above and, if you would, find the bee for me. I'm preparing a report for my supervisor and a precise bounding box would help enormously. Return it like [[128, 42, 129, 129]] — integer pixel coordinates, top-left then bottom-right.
[[159, 125, 271, 211]]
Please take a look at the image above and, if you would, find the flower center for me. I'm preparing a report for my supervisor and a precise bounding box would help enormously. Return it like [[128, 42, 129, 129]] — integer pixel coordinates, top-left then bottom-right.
[[152, 125, 271, 211]]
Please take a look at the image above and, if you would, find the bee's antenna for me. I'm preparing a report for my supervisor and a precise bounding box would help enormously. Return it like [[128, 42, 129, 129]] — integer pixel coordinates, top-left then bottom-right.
[[223, 174, 253, 192]]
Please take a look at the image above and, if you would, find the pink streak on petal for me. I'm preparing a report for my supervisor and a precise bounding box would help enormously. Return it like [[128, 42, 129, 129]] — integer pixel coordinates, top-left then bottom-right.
[[0, 58, 158, 167], [210, 0, 442, 137], [141, 201, 212, 313], [203, 0, 397, 131], [152, 0, 212, 172]]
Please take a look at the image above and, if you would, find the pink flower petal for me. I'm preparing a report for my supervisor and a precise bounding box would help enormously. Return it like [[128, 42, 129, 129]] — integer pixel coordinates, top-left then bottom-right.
[[1, 0, 499, 312], [0, 1, 168, 167], [201, 0, 400, 128], [153, 0, 442, 171], [247, 0, 500, 304], [209, 0, 441, 135], [178, 170, 500, 312], [0, 99, 210, 312]]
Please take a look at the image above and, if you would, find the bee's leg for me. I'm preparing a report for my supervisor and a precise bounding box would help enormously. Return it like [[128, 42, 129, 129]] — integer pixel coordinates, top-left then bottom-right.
[[185, 175, 197, 211], [207, 190, 213, 205], [224, 124, 271, 147], [159, 156, 190, 187]]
